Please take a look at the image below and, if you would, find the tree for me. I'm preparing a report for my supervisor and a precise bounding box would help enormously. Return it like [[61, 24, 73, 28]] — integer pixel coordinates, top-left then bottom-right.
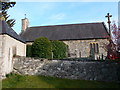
[[32, 37, 52, 59], [0, 0, 16, 27], [102, 21, 120, 60], [51, 40, 68, 59]]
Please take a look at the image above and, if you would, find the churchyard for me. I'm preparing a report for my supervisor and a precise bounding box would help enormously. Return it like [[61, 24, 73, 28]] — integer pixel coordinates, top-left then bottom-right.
[[1, 35, 120, 89], [1, 1, 120, 89]]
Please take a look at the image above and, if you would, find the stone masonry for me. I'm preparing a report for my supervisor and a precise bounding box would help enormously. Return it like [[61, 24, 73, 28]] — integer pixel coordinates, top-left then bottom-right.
[[13, 57, 120, 83], [63, 39, 109, 59]]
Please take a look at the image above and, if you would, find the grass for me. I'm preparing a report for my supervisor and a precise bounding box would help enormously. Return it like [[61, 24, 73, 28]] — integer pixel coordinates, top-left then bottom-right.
[[2, 73, 120, 88]]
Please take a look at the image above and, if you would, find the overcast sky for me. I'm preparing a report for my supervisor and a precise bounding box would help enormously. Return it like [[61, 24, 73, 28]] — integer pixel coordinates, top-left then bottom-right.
[[8, 0, 119, 34]]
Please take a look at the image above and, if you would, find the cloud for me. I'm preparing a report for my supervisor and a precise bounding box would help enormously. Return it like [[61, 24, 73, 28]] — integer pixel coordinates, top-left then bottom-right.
[[50, 13, 66, 20]]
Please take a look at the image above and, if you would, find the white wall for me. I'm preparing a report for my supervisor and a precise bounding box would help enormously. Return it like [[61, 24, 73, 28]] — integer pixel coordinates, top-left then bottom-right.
[[0, 34, 26, 78], [0, 35, 3, 58], [0, 35, 3, 78]]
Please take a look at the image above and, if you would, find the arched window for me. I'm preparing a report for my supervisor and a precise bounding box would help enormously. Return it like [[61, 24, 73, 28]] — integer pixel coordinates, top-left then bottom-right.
[[90, 43, 99, 54], [96, 43, 99, 53]]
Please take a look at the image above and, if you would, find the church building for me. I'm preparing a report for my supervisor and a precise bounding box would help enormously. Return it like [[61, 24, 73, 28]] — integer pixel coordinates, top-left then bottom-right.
[[20, 18, 109, 59]]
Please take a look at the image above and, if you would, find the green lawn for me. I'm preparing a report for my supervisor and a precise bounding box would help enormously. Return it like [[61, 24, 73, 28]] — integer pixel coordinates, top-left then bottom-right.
[[2, 74, 120, 88]]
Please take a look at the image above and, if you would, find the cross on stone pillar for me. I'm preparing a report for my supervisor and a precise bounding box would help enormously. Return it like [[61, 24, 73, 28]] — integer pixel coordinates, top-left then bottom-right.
[[105, 13, 112, 37]]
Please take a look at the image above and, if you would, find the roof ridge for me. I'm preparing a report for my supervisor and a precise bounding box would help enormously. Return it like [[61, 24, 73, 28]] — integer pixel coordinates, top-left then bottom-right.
[[20, 21, 109, 42], [29, 22, 104, 28]]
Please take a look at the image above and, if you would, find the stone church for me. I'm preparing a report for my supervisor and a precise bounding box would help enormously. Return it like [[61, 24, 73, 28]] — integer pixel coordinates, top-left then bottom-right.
[[20, 18, 109, 58], [0, 17, 109, 78]]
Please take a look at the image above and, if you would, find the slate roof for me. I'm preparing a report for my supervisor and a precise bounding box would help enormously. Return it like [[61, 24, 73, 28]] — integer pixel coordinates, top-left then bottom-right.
[[20, 22, 109, 42], [0, 20, 25, 43]]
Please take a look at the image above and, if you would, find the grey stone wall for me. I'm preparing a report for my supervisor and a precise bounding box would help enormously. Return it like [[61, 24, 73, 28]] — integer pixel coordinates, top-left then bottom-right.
[[63, 39, 109, 59], [13, 57, 120, 83]]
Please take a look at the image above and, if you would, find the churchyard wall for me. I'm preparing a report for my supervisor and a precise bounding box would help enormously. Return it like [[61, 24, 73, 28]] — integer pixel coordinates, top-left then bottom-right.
[[13, 57, 120, 83]]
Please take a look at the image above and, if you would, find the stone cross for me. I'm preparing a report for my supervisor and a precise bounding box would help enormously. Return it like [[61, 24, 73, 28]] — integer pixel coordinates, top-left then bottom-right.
[[105, 13, 112, 37]]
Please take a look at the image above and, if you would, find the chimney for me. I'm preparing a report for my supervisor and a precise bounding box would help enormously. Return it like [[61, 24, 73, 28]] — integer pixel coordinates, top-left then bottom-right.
[[21, 18, 29, 32]]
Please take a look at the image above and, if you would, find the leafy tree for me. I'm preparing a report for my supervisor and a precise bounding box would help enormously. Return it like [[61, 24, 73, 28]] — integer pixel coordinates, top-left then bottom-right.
[[102, 21, 120, 60], [32, 37, 52, 59], [0, 0, 16, 27], [51, 40, 68, 59]]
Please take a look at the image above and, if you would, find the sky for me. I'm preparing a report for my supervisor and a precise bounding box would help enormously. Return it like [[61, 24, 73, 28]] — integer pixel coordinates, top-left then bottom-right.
[[7, 0, 120, 34], [118, 1, 120, 28]]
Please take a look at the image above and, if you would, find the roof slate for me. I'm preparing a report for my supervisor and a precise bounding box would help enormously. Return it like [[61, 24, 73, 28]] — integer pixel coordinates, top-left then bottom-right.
[[20, 22, 109, 42], [0, 20, 25, 43]]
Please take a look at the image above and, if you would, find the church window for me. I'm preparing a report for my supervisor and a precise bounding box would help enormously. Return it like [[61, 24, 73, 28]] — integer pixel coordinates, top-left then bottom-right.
[[93, 43, 96, 52], [90, 43, 99, 54], [90, 43, 92, 49], [96, 43, 99, 53]]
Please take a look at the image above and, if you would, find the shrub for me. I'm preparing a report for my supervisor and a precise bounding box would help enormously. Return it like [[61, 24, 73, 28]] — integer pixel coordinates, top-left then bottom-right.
[[32, 37, 52, 59], [26, 45, 32, 57], [51, 40, 68, 59]]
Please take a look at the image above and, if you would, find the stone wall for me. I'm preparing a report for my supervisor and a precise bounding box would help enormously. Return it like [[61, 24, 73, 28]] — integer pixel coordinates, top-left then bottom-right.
[[13, 57, 120, 83], [63, 39, 109, 59]]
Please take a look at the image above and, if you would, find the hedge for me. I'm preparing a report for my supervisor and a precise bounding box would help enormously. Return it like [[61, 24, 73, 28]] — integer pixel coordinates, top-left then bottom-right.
[[51, 40, 68, 59], [32, 37, 52, 59], [26, 37, 68, 59]]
